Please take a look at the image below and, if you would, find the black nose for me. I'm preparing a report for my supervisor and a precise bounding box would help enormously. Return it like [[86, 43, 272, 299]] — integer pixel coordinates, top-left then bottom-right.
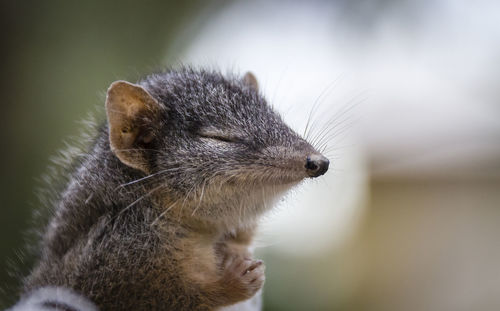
[[305, 155, 330, 178]]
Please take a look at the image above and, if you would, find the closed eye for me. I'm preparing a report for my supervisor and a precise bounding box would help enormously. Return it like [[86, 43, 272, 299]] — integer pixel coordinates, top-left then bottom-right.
[[200, 134, 238, 143], [198, 129, 242, 143]]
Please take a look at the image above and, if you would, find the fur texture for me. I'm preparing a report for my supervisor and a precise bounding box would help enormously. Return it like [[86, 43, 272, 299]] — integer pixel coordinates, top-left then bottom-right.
[[22, 68, 327, 310]]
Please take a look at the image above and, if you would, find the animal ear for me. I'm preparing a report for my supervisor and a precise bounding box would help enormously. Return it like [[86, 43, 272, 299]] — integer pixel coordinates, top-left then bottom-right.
[[243, 72, 259, 91], [105, 80, 161, 172]]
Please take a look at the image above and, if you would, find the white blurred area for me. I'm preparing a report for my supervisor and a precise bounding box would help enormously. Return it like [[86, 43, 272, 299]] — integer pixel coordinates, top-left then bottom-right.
[[165, 1, 500, 310], [175, 0, 368, 254]]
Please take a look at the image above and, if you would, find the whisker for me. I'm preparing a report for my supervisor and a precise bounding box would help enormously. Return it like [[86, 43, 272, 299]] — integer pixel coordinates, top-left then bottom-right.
[[314, 109, 362, 153], [191, 180, 207, 217], [151, 202, 177, 226], [319, 118, 358, 147], [106, 184, 165, 231], [116, 167, 183, 189], [304, 74, 344, 139], [309, 93, 364, 148], [177, 183, 198, 221], [320, 143, 355, 155], [313, 113, 353, 150], [119, 184, 164, 217]]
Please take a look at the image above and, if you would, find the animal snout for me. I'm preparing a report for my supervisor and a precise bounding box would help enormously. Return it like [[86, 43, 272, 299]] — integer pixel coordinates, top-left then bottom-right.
[[305, 154, 330, 178]]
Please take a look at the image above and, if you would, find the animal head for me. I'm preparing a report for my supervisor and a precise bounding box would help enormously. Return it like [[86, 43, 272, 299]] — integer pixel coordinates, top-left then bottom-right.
[[105, 68, 328, 227]]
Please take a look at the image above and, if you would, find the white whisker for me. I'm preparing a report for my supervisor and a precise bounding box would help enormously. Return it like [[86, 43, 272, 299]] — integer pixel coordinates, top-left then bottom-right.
[[151, 202, 177, 226]]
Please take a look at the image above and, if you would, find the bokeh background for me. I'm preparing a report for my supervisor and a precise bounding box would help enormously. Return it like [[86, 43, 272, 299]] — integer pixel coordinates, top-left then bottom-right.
[[1, 1, 500, 310]]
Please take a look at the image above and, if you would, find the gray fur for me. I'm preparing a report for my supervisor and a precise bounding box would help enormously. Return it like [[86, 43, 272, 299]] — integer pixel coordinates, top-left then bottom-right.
[[22, 68, 323, 310]]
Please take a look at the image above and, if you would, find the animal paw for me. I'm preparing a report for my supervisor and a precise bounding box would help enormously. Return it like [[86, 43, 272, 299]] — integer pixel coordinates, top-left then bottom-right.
[[221, 256, 265, 300]]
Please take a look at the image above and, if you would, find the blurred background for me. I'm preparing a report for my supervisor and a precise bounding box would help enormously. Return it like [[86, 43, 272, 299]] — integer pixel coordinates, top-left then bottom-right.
[[1, 0, 500, 310]]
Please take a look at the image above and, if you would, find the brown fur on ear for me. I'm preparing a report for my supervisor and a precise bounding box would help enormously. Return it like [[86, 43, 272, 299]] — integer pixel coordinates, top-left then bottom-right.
[[243, 72, 259, 92], [105, 80, 161, 172]]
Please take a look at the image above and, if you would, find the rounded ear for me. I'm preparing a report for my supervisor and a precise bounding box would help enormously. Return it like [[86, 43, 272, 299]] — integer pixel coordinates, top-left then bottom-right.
[[105, 80, 161, 173], [243, 71, 259, 92]]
